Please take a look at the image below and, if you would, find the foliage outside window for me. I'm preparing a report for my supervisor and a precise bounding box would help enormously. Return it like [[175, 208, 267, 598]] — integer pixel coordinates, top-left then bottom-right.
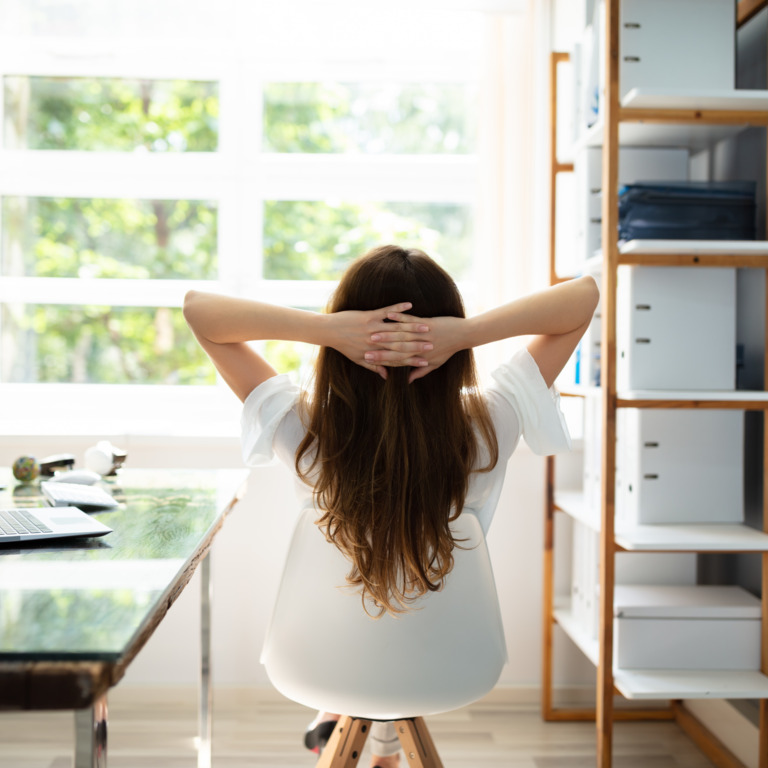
[[263, 82, 474, 155], [1, 71, 477, 386], [4, 77, 219, 152]]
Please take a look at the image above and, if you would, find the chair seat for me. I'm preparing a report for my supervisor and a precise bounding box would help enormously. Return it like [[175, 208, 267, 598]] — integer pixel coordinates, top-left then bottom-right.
[[262, 509, 507, 720]]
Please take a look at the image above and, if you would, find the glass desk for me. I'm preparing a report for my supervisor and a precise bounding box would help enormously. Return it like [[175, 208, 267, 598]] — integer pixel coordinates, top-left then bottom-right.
[[0, 467, 249, 768]]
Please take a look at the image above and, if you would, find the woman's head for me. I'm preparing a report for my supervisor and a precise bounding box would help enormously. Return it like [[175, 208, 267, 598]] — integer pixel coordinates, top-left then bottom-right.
[[296, 245, 498, 616], [329, 244, 465, 319], [325, 245, 470, 392]]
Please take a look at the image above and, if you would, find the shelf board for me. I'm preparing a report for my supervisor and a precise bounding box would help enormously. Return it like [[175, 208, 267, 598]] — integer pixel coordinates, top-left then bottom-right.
[[620, 239, 768, 255], [576, 89, 768, 150], [616, 390, 768, 410], [558, 384, 601, 399], [622, 87, 768, 115], [615, 523, 768, 553], [618, 239, 768, 268], [556, 385, 768, 409], [554, 491, 600, 532], [614, 669, 768, 701], [577, 118, 746, 152], [554, 603, 768, 700], [554, 492, 768, 552]]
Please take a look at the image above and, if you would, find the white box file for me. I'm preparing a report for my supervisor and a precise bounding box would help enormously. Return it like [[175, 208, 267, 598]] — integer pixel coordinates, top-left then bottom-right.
[[616, 266, 736, 391], [582, 394, 602, 510], [574, 147, 688, 264], [574, 264, 602, 389], [570, 521, 598, 637], [581, 0, 735, 130], [614, 585, 761, 670], [619, 0, 735, 100], [616, 409, 743, 525]]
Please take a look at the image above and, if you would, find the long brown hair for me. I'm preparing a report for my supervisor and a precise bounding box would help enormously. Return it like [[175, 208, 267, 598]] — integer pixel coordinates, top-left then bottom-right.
[[296, 245, 499, 615]]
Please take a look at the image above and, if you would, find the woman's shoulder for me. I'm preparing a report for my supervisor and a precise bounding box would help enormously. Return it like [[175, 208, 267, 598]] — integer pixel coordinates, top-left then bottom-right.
[[485, 348, 572, 456], [241, 374, 304, 466]]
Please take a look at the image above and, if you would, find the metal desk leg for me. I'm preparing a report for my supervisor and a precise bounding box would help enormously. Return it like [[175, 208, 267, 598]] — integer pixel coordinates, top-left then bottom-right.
[[74, 694, 108, 767], [198, 550, 213, 768]]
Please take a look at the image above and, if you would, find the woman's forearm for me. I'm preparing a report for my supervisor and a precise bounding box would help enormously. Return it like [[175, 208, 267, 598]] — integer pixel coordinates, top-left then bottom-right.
[[464, 276, 599, 349], [183, 291, 427, 382], [183, 290, 328, 346]]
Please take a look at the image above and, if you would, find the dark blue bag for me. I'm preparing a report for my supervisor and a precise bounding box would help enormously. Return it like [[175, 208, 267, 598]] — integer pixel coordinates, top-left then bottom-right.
[[618, 181, 756, 241]]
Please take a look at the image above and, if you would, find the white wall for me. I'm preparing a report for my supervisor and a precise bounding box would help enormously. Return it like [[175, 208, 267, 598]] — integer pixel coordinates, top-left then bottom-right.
[[0, 433, 593, 690]]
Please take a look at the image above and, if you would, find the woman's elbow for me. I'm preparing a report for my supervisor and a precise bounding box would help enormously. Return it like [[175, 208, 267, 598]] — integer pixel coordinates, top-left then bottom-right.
[[182, 290, 202, 327], [582, 275, 600, 314]]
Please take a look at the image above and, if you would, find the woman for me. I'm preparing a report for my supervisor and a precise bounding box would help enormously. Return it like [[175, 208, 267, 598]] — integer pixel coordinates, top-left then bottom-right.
[[184, 245, 598, 768]]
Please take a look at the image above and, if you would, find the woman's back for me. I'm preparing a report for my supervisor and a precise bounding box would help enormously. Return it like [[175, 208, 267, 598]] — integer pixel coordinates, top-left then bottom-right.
[[293, 246, 498, 615]]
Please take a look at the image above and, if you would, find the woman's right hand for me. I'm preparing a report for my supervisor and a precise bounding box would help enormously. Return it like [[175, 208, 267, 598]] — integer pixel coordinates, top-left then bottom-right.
[[327, 303, 433, 379]]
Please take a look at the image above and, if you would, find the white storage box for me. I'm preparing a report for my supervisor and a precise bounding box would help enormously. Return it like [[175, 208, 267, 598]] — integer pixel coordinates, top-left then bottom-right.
[[570, 518, 697, 641], [616, 409, 743, 525], [581, 0, 735, 127], [614, 585, 761, 670], [619, 0, 735, 100], [575, 147, 689, 264], [616, 266, 736, 391]]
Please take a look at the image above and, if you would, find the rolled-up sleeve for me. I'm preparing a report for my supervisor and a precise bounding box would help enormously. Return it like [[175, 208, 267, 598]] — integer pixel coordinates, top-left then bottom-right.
[[241, 374, 301, 466], [489, 348, 572, 456]]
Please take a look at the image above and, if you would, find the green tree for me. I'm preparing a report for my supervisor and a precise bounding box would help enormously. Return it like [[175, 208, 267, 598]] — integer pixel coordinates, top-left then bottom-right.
[[263, 82, 474, 154]]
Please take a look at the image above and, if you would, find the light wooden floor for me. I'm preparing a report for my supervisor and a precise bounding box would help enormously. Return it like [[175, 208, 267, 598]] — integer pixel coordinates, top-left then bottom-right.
[[0, 687, 717, 768]]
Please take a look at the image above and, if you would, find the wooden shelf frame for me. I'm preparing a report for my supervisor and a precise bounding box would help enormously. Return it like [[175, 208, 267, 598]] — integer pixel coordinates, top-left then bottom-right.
[[543, 4, 768, 767]]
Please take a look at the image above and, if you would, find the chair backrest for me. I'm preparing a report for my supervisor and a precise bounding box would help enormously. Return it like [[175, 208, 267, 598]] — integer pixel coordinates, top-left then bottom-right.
[[261, 509, 507, 720]]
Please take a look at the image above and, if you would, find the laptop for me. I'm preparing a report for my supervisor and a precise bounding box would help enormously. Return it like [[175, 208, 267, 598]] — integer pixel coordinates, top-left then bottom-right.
[[0, 505, 113, 543]]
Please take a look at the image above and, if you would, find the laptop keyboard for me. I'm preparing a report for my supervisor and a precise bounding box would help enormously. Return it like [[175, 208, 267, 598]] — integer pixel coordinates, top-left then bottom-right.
[[0, 508, 51, 536]]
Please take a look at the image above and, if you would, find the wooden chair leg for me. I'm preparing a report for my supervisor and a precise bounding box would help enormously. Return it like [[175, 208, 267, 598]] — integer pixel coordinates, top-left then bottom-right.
[[394, 717, 444, 768], [316, 716, 372, 768]]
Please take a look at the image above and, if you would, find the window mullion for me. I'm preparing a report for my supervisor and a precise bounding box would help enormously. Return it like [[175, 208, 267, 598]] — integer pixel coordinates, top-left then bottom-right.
[[257, 155, 477, 203], [0, 278, 218, 307]]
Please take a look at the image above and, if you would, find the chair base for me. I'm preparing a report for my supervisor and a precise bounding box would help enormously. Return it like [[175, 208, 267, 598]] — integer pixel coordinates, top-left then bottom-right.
[[316, 715, 444, 768]]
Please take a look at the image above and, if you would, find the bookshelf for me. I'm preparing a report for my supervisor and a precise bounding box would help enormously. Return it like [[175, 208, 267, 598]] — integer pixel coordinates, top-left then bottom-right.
[[543, 2, 768, 766]]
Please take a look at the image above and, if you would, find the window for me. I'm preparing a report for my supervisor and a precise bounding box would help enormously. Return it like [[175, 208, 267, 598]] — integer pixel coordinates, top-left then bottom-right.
[[0, 1, 493, 432]]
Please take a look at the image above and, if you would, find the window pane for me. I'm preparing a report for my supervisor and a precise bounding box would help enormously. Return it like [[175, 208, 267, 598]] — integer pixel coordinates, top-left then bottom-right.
[[264, 339, 316, 381], [1, 197, 218, 279], [263, 83, 475, 154], [4, 77, 219, 152], [263, 201, 472, 282], [1, 304, 214, 384]]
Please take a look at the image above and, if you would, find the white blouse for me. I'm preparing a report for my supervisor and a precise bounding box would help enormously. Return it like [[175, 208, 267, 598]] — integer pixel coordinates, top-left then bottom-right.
[[241, 348, 571, 534]]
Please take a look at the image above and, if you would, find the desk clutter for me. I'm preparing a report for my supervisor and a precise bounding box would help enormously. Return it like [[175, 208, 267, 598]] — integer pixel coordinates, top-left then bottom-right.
[[11, 441, 127, 485], [2, 442, 126, 544]]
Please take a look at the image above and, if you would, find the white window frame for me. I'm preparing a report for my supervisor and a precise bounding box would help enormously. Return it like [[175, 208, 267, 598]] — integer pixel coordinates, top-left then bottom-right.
[[0, 6, 504, 437]]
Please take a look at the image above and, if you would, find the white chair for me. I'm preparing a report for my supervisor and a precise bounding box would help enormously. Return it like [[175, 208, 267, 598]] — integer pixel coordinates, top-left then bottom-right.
[[262, 508, 507, 767]]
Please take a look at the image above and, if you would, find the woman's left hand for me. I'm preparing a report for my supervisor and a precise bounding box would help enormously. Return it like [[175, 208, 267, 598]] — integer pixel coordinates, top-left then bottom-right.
[[328, 302, 433, 379]]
